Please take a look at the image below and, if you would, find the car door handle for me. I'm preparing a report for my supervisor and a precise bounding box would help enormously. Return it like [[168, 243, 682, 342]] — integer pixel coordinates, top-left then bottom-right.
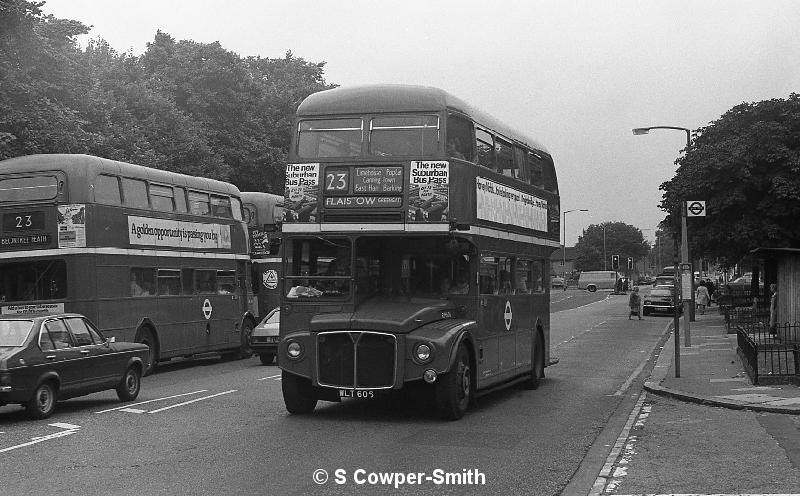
[[80, 349, 90, 354], [46, 355, 56, 360]]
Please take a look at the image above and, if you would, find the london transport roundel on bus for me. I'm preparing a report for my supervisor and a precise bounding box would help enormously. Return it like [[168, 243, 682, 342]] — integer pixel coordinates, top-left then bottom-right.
[[504, 301, 513, 331], [263, 269, 278, 290], [202, 299, 213, 320]]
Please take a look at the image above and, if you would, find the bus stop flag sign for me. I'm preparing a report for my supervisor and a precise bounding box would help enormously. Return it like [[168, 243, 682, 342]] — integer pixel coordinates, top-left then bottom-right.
[[686, 201, 706, 217]]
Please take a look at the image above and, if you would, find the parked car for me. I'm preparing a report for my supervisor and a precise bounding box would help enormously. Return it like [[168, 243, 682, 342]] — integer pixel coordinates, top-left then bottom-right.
[[550, 276, 565, 289], [643, 287, 682, 316], [250, 308, 280, 365], [0, 313, 149, 419]]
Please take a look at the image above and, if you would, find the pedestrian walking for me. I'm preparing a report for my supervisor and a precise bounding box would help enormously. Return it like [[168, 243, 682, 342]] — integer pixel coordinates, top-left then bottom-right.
[[695, 282, 710, 315], [629, 286, 642, 320]]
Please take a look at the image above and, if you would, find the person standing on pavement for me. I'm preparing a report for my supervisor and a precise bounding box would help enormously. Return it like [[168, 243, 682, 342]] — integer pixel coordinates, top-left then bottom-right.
[[695, 281, 710, 315], [704, 278, 717, 307], [768, 283, 778, 335], [629, 286, 642, 320]]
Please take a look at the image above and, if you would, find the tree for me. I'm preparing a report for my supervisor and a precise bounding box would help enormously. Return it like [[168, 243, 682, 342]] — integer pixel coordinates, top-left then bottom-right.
[[660, 94, 800, 267], [0, 0, 91, 159], [574, 222, 650, 271]]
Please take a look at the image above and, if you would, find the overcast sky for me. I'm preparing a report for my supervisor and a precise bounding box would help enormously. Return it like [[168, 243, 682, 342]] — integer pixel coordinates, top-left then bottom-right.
[[43, 0, 800, 246]]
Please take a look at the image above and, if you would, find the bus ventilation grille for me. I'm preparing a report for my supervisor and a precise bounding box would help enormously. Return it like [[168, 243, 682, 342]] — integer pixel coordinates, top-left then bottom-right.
[[317, 331, 396, 389], [322, 212, 404, 223]]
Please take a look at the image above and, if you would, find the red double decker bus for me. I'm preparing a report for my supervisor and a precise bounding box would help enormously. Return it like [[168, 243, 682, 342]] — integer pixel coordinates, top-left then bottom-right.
[[278, 85, 560, 419], [0, 154, 257, 373]]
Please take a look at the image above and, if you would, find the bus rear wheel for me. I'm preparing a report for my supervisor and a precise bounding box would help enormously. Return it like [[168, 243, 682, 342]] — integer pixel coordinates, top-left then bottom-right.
[[281, 371, 317, 414], [238, 319, 255, 359], [138, 328, 158, 376], [435, 343, 472, 420], [523, 332, 545, 390]]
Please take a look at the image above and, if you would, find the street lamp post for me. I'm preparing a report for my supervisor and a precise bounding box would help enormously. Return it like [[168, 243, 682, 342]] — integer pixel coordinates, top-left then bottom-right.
[[562, 209, 588, 286], [633, 125, 693, 372], [603, 225, 607, 270]]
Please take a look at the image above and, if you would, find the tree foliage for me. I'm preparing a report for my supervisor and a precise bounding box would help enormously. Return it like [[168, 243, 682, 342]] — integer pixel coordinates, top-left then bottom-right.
[[574, 222, 650, 271], [660, 94, 800, 267], [0, 0, 334, 193]]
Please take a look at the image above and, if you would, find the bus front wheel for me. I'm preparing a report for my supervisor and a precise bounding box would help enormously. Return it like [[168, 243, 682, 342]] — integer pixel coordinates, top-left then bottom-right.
[[435, 343, 472, 420], [281, 371, 317, 414], [238, 319, 255, 359]]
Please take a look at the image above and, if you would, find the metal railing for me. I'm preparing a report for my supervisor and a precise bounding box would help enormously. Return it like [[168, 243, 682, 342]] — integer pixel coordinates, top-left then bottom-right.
[[736, 321, 800, 385]]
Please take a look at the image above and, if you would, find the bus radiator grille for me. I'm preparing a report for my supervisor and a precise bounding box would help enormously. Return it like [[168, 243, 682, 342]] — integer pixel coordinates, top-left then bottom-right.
[[317, 331, 396, 388]]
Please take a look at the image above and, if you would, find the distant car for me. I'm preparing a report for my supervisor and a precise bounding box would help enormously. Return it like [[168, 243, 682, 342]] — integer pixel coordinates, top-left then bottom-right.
[[551, 276, 565, 289], [0, 313, 149, 419], [653, 275, 675, 288], [250, 308, 280, 365], [643, 287, 682, 316]]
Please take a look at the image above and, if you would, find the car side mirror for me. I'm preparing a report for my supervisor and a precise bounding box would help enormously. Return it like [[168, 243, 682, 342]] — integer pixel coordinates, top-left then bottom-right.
[[108, 336, 116, 344]]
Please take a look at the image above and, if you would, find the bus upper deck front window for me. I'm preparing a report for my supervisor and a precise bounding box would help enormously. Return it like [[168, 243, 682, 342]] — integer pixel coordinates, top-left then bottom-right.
[[297, 119, 363, 159], [370, 115, 439, 157], [0, 175, 59, 202]]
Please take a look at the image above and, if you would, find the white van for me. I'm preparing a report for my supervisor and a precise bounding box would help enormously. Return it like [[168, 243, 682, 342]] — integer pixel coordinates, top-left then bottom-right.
[[577, 271, 620, 292]]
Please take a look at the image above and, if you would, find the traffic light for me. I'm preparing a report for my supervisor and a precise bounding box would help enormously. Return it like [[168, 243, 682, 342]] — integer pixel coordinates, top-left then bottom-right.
[[627, 257, 633, 270], [612, 255, 619, 269]]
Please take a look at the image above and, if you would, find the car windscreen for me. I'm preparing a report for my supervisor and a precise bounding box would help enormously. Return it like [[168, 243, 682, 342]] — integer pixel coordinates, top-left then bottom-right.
[[0, 320, 34, 346], [259, 310, 280, 325]]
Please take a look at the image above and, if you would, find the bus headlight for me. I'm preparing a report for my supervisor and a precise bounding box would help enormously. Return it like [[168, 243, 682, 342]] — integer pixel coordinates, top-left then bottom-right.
[[286, 340, 303, 359], [414, 343, 433, 363]]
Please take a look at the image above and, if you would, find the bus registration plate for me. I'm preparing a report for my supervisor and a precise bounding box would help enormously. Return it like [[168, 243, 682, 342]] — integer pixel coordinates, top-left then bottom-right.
[[338, 389, 374, 399]]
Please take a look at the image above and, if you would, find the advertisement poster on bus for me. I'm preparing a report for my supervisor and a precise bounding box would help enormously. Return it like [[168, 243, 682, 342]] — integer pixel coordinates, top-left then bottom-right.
[[476, 177, 548, 232], [127, 216, 232, 250], [250, 229, 270, 257], [57, 204, 86, 248], [1, 303, 64, 315], [408, 161, 449, 222], [284, 163, 319, 222]]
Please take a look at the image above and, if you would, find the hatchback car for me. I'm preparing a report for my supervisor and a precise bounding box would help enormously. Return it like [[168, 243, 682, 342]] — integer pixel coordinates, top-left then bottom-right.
[[0, 313, 149, 419], [249, 308, 279, 365], [642, 287, 681, 316]]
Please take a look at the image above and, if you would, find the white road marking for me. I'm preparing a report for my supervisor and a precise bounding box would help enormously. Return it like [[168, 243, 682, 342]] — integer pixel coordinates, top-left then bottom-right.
[[95, 390, 208, 413], [258, 374, 281, 381], [120, 408, 146, 413], [0, 423, 80, 454], [147, 389, 237, 414], [590, 392, 647, 496], [49, 422, 80, 430]]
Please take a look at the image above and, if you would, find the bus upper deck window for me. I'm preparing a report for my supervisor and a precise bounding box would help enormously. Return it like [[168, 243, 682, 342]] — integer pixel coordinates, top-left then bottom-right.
[[475, 128, 494, 169], [446, 115, 474, 161], [297, 119, 363, 159], [495, 138, 515, 177], [188, 191, 210, 216], [369, 115, 438, 157], [211, 195, 233, 218]]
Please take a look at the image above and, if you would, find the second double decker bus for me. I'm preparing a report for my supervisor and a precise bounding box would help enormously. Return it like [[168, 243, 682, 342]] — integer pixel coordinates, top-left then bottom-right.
[[277, 85, 561, 419], [241, 192, 284, 319], [0, 154, 257, 373]]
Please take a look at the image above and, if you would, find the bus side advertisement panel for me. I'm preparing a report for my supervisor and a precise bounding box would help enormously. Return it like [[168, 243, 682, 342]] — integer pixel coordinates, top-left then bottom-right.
[[408, 161, 449, 223], [127, 216, 232, 250], [475, 177, 548, 232]]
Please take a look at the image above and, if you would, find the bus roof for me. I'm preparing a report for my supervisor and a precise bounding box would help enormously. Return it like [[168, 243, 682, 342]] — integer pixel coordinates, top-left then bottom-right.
[[0, 154, 241, 197], [296, 84, 550, 155]]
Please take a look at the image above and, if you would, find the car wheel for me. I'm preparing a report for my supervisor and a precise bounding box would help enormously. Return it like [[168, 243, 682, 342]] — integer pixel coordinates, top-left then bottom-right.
[[523, 333, 545, 390], [138, 328, 158, 376], [259, 353, 275, 365], [281, 371, 317, 414], [435, 343, 472, 420], [26, 381, 57, 420], [587, 285, 597, 292], [116, 366, 142, 402], [238, 319, 255, 359]]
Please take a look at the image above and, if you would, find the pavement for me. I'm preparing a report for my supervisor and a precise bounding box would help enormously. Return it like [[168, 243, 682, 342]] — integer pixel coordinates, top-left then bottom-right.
[[643, 306, 800, 414]]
